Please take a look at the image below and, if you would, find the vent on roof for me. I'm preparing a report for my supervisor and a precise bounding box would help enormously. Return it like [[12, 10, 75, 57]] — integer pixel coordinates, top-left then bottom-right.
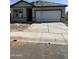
[[20, 0, 24, 1], [35, 0, 44, 6]]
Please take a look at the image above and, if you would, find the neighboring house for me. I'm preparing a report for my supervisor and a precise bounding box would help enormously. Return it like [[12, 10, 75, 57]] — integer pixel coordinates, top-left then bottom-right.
[[10, 0, 67, 23], [64, 11, 68, 25], [66, 12, 68, 21]]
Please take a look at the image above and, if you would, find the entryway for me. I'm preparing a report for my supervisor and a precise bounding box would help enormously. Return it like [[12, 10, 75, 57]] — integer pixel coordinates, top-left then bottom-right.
[[27, 9, 32, 22]]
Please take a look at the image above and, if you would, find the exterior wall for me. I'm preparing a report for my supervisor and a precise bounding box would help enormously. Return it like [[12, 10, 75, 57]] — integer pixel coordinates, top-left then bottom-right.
[[10, 8, 13, 17], [11, 18, 27, 23], [10, 8, 28, 23], [11, 6, 66, 23], [11, 8, 29, 17], [32, 7, 65, 22]]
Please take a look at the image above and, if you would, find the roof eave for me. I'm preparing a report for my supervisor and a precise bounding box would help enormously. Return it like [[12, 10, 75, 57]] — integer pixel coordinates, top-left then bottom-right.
[[33, 5, 68, 7], [64, 5, 68, 7]]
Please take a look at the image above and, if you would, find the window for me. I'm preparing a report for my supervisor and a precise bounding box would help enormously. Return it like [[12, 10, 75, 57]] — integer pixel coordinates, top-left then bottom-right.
[[13, 8, 23, 17]]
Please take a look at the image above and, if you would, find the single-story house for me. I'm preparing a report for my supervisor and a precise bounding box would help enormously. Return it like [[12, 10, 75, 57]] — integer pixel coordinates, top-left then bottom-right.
[[10, 0, 67, 23]]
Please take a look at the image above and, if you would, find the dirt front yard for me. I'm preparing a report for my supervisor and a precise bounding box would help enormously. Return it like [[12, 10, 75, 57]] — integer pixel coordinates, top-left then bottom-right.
[[10, 23, 31, 32]]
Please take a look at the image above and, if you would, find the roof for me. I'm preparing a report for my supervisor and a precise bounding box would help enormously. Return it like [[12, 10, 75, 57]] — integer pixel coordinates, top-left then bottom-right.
[[31, 1, 67, 7], [10, 0, 67, 8], [10, 0, 34, 7]]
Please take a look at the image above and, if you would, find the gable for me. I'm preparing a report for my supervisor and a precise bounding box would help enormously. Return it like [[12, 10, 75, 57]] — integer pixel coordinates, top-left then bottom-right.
[[11, 1, 33, 8], [15, 2, 32, 7]]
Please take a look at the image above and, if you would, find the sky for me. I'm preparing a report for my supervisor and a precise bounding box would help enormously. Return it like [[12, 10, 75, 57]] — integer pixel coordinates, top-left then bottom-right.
[[10, 0, 68, 5]]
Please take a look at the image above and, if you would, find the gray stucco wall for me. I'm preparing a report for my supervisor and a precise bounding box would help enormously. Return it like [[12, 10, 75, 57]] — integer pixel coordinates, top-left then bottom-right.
[[11, 8, 27, 17], [11, 6, 66, 22], [11, 17, 27, 23], [10, 8, 28, 23]]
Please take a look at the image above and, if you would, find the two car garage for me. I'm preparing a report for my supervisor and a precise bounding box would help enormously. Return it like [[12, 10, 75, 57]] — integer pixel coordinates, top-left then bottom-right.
[[35, 10, 61, 22]]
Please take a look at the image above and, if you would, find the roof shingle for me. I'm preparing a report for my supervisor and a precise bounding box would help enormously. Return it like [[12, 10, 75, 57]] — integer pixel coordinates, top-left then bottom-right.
[[31, 1, 67, 7]]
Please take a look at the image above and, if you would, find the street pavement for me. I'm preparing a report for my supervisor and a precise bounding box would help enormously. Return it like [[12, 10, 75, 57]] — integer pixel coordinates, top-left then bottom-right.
[[11, 42, 68, 59], [10, 22, 68, 59]]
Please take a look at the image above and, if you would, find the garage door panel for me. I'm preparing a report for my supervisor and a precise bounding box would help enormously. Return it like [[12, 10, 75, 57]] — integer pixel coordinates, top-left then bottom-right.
[[36, 11, 61, 22]]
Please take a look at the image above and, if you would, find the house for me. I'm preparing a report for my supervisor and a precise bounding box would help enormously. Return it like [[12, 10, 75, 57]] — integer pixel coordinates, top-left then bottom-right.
[[10, 0, 67, 23]]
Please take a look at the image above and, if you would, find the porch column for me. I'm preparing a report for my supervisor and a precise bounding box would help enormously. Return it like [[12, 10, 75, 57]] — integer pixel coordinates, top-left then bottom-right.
[[32, 8, 35, 21], [23, 8, 26, 18]]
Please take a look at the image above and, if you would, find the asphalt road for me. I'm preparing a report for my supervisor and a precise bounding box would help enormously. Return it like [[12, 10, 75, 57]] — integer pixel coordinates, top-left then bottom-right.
[[10, 42, 68, 59]]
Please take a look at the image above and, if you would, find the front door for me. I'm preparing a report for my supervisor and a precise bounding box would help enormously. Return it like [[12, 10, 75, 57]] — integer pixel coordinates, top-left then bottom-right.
[[27, 9, 32, 22]]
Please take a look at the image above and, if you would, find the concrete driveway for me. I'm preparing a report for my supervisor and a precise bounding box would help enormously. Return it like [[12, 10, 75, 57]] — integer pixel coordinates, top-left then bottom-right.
[[10, 22, 68, 59], [25, 22, 67, 34]]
